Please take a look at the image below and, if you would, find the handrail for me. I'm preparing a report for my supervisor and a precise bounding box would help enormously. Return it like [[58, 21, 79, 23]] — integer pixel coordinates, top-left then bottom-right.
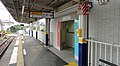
[[99, 59, 118, 66], [88, 39, 119, 66], [88, 39, 120, 47]]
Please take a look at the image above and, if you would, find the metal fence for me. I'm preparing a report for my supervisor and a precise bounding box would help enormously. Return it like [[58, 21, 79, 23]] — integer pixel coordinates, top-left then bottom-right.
[[88, 39, 120, 66]]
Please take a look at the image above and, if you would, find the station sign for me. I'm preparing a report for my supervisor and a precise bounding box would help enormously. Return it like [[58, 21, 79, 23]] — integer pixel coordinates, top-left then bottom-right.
[[30, 11, 54, 19], [62, 15, 71, 21]]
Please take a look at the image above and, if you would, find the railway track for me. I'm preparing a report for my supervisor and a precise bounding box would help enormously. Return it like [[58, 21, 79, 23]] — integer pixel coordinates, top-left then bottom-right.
[[0, 36, 15, 59]]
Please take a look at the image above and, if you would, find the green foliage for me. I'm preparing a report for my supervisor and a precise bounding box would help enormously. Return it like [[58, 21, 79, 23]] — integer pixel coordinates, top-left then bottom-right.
[[0, 30, 5, 34], [10, 25, 25, 33], [0, 30, 11, 34]]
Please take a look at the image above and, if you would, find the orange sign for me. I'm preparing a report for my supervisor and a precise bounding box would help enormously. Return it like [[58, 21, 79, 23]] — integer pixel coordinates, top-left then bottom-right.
[[30, 12, 42, 15], [30, 11, 53, 18]]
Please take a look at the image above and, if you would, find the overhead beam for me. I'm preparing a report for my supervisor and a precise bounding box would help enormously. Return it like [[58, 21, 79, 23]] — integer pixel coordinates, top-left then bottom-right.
[[42, 0, 57, 11], [24, 2, 53, 10], [1, 0, 7, 4], [72, 0, 87, 2], [13, 0, 20, 21], [33, 5, 53, 10], [72, 0, 80, 2], [72, 0, 85, 2], [21, 18, 34, 23], [25, 2, 54, 10], [6, 7, 16, 11]]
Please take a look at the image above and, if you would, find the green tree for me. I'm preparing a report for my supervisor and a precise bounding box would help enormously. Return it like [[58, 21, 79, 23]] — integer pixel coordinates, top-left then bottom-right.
[[10, 25, 25, 33]]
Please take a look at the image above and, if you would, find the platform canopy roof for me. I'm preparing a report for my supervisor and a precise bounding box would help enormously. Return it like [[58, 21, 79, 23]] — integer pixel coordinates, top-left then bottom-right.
[[1, 0, 79, 23]]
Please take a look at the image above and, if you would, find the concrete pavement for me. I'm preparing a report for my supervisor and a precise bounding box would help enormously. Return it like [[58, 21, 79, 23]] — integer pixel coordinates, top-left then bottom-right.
[[23, 36, 67, 66]]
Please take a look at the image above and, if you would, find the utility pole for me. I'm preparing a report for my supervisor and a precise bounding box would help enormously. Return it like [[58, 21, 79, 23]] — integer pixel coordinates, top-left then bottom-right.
[[9, 15, 10, 31]]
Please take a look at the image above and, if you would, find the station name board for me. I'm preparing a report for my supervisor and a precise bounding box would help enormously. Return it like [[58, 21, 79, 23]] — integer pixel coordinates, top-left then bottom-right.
[[30, 12, 54, 19]]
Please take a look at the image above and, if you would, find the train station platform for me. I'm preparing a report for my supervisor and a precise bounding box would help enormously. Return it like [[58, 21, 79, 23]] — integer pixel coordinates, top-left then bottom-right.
[[25, 36, 78, 66], [47, 46, 78, 64], [23, 36, 67, 66], [0, 35, 69, 66]]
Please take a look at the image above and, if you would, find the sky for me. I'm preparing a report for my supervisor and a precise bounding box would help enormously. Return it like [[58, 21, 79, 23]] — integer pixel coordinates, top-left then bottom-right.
[[0, 1, 17, 23], [0, 1, 45, 28]]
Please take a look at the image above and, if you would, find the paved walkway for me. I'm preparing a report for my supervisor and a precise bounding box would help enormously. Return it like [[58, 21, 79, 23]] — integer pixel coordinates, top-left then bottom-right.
[[47, 47, 78, 64], [23, 36, 67, 66]]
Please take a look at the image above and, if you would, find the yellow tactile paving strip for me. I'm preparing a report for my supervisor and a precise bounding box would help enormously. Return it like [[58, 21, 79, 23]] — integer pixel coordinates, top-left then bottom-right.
[[64, 62, 78, 66], [17, 35, 24, 66]]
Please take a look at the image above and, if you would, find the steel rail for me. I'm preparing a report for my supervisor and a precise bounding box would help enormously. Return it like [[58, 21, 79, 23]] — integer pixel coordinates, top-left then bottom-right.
[[0, 36, 15, 59]]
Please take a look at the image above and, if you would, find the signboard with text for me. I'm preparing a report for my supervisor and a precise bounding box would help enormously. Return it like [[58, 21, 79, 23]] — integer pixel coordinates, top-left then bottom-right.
[[30, 12, 54, 19]]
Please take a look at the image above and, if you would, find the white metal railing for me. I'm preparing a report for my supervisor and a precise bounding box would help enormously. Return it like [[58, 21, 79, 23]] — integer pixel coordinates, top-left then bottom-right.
[[88, 39, 119, 66]]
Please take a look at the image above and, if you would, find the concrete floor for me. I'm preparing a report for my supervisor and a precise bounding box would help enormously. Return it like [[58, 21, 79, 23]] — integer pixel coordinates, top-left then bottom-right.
[[23, 36, 67, 66], [47, 47, 78, 64]]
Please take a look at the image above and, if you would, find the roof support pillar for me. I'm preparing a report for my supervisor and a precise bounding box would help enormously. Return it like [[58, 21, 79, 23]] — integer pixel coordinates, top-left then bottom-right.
[[45, 19, 50, 46], [77, 1, 89, 66]]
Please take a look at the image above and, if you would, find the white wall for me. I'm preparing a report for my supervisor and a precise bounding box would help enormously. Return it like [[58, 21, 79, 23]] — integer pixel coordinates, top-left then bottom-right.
[[57, 1, 76, 12], [90, 0, 120, 44], [33, 30, 36, 38], [38, 31, 46, 44], [89, 0, 120, 65], [50, 19, 58, 49], [50, 32, 53, 46]]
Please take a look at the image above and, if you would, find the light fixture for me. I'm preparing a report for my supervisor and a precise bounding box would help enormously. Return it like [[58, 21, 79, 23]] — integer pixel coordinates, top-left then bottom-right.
[[98, 0, 110, 5]]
